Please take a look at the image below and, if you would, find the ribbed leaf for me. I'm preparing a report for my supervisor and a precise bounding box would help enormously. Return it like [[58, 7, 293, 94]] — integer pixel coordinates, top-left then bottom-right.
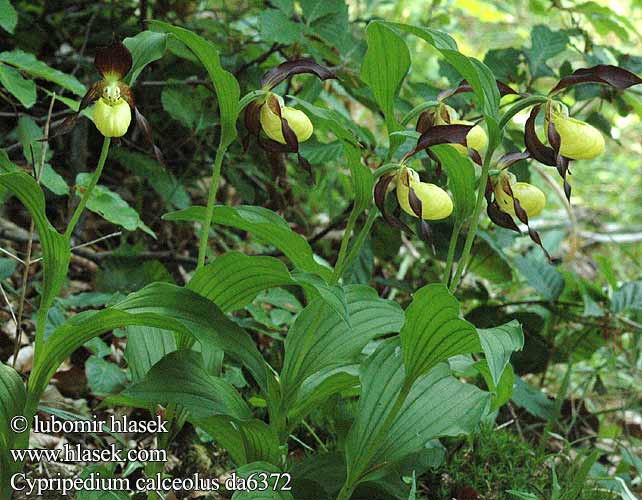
[[123, 31, 167, 86], [361, 22, 410, 139], [151, 21, 240, 149], [514, 255, 564, 300], [345, 340, 489, 488], [0, 171, 70, 332], [477, 320, 524, 386], [164, 205, 333, 281], [123, 350, 251, 421], [0, 362, 26, 451], [400, 283, 480, 384], [124, 326, 177, 383], [280, 285, 403, 406]]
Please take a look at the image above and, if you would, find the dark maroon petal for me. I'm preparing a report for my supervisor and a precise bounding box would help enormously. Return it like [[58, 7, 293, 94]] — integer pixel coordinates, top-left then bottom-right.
[[134, 107, 164, 164], [487, 202, 521, 233], [119, 83, 135, 109], [419, 219, 435, 252], [437, 79, 520, 100], [408, 186, 423, 218], [374, 174, 394, 214], [261, 58, 336, 90], [244, 101, 262, 135], [546, 115, 561, 151], [94, 40, 133, 80], [50, 81, 104, 138], [497, 151, 530, 169], [416, 110, 435, 134], [524, 105, 556, 167], [297, 153, 313, 178], [510, 187, 552, 260], [549, 64, 642, 95], [556, 156, 572, 202], [404, 124, 473, 162], [468, 148, 483, 166]]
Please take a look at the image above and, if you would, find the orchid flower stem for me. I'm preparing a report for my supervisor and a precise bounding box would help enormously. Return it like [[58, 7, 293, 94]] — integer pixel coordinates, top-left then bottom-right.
[[443, 221, 461, 285], [197, 147, 226, 269], [449, 148, 494, 292], [64, 137, 111, 240]]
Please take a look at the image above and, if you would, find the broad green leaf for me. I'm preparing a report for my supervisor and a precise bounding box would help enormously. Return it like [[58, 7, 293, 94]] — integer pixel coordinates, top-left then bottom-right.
[[123, 350, 251, 421], [611, 280, 642, 313], [475, 359, 515, 412], [0, 171, 70, 333], [75, 173, 155, 238], [514, 255, 564, 300], [0, 0, 17, 33], [85, 356, 127, 395], [0, 49, 85, 95], [525, 25, 569, 78], [400, 283, 480, 384], [259, 9, 303, 44], [0, 63, 36, 107], [197, 417, 280, 466], [151, 21, 240, 149], [361, 22, 410, 138], [123, 30, 168, 85], [280, 285, 403, 406], [164, 205, 333, 281], [345, 340, 489, 488], [511, 377, 555, 420], [0, 362, 26, 451], [300, 0, 343, 24], [477, 320, 524, 386], [431, 145, 476, 223], [124, 326, 176, 383]]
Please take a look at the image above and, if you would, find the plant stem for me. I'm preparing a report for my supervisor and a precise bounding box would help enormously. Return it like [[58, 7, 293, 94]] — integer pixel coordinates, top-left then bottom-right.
[[64, 137, 111, 239], [338, 210, 377, 279], [331, 207, 359, 284], [197, 147, 226, 269], [449, 150, 493, 292], [442, 221, 461, 285]]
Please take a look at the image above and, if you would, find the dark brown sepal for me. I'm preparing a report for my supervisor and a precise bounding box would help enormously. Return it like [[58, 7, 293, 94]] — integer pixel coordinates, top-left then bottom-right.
[[546, 118, 572, 201], [50, 81, 104, 138], [468, 148, 483, 166], [134, 107, 164, 164], [416, 110, 435, 134], [419, 219, 435, 253], [374, 174, 394, 215], [261, 58, 336, 90], [244, 100, 262, 136], [497, 151, 530, 170], [549, 64, 642, 95], [119, 83, 135, 109], [485, 179, 521, 233], [524, 105, 557, 167], [509, 186, 552, 261], [94, 40, 133, 81], [404, 124, 473, 162]]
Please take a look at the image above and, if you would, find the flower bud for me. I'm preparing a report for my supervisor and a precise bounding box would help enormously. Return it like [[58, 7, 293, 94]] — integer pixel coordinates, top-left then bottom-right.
[[260, 101, 313, 144], [93, 98, 131, 138], [494, 177, 546, 217], [396, 168, 453, 220], [550, 111, 605, 160]]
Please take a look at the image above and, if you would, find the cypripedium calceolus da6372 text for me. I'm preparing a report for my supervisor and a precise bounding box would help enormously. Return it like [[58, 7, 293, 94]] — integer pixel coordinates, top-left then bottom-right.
[[57, 40, 162, 162]]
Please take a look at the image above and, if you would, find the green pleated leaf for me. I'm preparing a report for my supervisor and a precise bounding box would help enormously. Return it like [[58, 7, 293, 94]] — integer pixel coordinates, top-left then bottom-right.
[[345, 339, 489, 489], [611, 280, 642, 313], [280, 285, 403, 406], [0, 0, 17, 34], [475, 359, 515, 412], [0, 171, 70, 330], [0, 63, 36, 108], [514, 255, 565, 300], [0, 362, 26, 451], [477, 320, 524, 386], [124, 326, 177, 383], [123, 30, 168, 86], [431, 145, 476, 224], [400, 283, 480, 384], [164, 205, 333, 281], [361, 22, 410, 139], [151, 21, 240, 149], [123, 350, 251, 421], [0, 49, 85, 95]]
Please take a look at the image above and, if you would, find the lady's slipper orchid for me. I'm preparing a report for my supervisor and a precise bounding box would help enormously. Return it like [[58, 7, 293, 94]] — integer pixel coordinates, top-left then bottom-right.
[[549, 105, 604, 160], [57, 40, 161, 161], [434, 105, 488, 155], [396, 167, 453, 220], [494, 174, 546, 218], [259, 94, 313, 144]]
